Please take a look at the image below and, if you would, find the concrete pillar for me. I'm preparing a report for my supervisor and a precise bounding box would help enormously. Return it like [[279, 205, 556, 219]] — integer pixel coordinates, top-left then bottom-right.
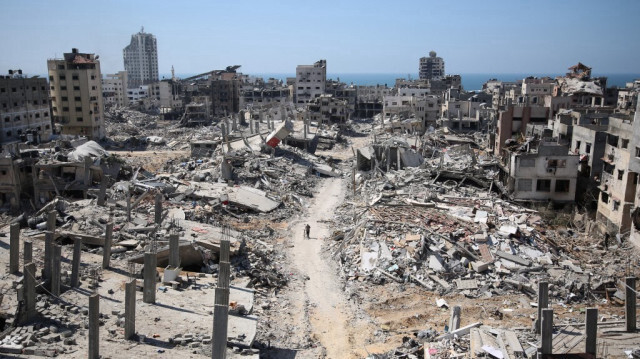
[[249, 118, 254, 134], [303, 119, 308, 152], [220, 239, 230, 263], [88, 294, 99, 359], [449, 305, 461, 332], [126, 188, 132, 222], [626, 277, 636, 332], [97, 175, 107, 206], [43, 231, 53, 288], [169, 234, 180, 268], [47, 210, 56, 232], [585, 307, 598, 355], [154, 193, 162, 225], [212, 287, 229, 359], [232, 115, 237, 131], [540, 308, 553, 355], [102, 222, 113, 269], [125, 279, 136, 340], [51, 245, 62, 296], [23, 262, 36, 320], [9, 222, 20, 274], [70, 238, 82, 288], [255, 120, 259, 134], [23, 240, 32, 264], [143, 252, 157, 304], [536, 281, 549, 334]]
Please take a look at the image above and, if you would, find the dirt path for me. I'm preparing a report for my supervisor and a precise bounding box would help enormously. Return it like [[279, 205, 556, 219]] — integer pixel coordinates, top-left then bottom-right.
[[287, 177, 370, 358]]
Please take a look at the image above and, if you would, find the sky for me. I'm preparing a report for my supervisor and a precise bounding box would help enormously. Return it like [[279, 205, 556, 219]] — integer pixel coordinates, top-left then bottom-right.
[[1, 0, 639, 77]]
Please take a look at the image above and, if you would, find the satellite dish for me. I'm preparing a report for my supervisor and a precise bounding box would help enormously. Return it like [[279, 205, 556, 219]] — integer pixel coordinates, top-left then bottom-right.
[[95, 55, 100, 60]]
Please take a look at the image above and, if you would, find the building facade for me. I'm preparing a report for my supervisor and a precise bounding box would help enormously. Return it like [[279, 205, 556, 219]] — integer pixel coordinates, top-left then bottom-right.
[[419, 51, 445, 80], [295, 60, 326, 104], [47, 48, 105, 140], [102, 71, 129, 107], [123, 28, 159, 88], [501, 142, 579, 202], [0, 70, 52, 144]]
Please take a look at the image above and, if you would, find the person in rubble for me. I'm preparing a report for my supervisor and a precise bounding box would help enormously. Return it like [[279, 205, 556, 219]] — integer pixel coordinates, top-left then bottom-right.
[[305, 224, 311, 239]]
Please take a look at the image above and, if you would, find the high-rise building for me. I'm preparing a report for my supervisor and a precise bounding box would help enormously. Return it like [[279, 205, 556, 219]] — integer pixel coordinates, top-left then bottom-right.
[[0, 70, 52, 144], [419, 51, 445, 80], [295, 60, 326, 104], [47, 48, 105, 140], [123, 27, 158, 88]]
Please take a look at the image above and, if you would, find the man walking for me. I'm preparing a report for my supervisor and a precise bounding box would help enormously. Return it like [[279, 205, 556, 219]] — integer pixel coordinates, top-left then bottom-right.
[[305, 224, 311, 239]]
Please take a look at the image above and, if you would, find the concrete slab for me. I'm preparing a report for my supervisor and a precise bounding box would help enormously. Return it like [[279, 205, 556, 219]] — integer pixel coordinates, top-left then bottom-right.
[[228, 186, 281, 212]]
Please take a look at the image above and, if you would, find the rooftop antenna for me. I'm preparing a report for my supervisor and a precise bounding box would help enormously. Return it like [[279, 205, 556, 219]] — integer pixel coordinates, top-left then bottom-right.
[[141, 26, 144, 33]]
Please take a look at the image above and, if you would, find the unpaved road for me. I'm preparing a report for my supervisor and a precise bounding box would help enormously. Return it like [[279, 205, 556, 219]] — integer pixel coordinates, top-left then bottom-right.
[[286, 177, 373, 358]]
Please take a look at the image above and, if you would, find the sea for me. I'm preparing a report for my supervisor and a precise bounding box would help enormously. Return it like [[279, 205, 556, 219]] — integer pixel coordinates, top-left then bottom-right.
[[165, 73, 640, 92]]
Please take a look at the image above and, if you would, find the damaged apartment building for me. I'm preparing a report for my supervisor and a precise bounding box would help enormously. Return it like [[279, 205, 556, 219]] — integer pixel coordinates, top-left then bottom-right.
[[498, 138, 579, 203], [0, 70, 53, 145]]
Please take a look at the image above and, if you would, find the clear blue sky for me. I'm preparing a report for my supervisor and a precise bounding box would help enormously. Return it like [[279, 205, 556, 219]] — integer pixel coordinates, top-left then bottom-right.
[[1, 0, 638, 76]]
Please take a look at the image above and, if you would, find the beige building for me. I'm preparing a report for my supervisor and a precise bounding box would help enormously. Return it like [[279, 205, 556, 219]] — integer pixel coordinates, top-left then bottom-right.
[[48, 49, 105, 140], [295, 60, 326, 104], [597, 116, 637, 234], [102, 71, 129, 107], [0, 70, 52, 144]]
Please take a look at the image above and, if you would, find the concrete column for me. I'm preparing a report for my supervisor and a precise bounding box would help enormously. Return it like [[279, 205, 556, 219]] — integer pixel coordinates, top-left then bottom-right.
[[449, 305, 461, 331], [97, 175, 107, 206], [220, 239, 230, 263], [169, 234, 180, 268], [536, 281, 549, 334], [540, 308, 553, 355], [143, 252, 157, 304], [70, 239, 82, 288], [303, 119, 308, 152], [232, 115, 237, 131], [249, 118, 254, 134], [88, 294, 99, 359], [9, 222, 20, 274], [255, 120, 259, 134], [47, 210, 56, 232], [23, 262, 36, 321], [585, 307, 598, 355], [51, 245, 62, 296], [218, 262, 230, 289], [126, 188, 132, 222], [102, 222, 113, 269], [626, 277, 636, 332], [212, 287, 230, 359], [125, 279, 136, 340], [23, 240, 32, 264], [43, 231, 53, 288], [154, 193, 162, 225]]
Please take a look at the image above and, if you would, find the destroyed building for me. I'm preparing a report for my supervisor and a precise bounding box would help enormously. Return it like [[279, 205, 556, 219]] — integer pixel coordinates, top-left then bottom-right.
[[499, 140, 579, 202], [47, 48, 106, 140], [0, 70, 52, 145], [295, 59, 326, 104], [596, 116, 637, 234]]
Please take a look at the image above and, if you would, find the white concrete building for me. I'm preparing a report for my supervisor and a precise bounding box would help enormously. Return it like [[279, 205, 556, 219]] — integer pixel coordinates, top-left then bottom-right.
[[126, 85, 149, 104], [295, 60, 326, 104], [502, 141, 579, 202], [102, 71, 129, 107], [123, 27, 158, 88]]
